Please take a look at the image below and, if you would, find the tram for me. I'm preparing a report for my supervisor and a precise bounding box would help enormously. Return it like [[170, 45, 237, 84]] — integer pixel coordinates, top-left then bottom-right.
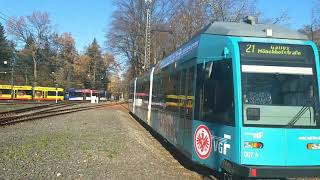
[[65, 88, 106, 101], [128, 17, 320, 178], [33, 86, 64, 101], [0, 85, 64, 101], [13, 85, 33, 100], [0, 85, 12, 100]]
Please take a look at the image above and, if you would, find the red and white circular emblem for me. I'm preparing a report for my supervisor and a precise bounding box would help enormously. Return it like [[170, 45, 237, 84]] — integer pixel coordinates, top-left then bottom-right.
[[194, 125, 212, 159]]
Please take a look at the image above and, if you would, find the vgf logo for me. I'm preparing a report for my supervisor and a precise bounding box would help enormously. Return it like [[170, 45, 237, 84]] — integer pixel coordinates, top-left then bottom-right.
[[194, 125, 231, 159], [212, 134, 231, 155]]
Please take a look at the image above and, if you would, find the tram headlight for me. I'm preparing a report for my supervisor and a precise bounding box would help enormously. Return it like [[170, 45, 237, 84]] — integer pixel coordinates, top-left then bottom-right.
[[307, 143, 320, 150], [244, 142, 263, 149]]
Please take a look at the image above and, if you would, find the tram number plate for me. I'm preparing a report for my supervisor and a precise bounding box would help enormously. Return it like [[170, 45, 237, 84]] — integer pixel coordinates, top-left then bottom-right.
[[244, 151, 259, 158]]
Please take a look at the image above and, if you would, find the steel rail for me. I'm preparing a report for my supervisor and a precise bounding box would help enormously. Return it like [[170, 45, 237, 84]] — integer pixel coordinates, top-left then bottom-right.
[[0, 103, 123, 126], [0, 103, 75, 118]]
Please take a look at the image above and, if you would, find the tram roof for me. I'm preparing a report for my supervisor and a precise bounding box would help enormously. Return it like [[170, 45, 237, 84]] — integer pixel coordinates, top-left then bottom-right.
[[201, 21, 308, 40], [148, 18, 310, 73]]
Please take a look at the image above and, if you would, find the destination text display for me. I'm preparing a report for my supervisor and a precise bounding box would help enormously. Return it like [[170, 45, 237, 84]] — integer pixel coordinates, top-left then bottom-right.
[[239, 43, 309, 59]]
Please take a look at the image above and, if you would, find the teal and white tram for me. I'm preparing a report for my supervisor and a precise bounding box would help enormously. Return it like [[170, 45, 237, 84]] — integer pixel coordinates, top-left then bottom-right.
[[129, 17, 320, 179]]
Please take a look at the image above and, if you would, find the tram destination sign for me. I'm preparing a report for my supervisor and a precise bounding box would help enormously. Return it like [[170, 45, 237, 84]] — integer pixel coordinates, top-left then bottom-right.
[[239, 42, 311, 62]]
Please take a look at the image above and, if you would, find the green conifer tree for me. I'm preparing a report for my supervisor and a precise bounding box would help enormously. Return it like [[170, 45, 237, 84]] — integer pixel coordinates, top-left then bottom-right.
[[0, 22, 14, 82]]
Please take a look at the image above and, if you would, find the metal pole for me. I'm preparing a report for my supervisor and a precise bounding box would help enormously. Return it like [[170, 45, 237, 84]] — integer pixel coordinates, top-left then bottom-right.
[[147, 67, 154, 125], [133, 77, 137, 113], [55, 87, 58, 104], [10, 56, 14, 99], [90, 89, 93, 102], [144, 0, 152, 70]]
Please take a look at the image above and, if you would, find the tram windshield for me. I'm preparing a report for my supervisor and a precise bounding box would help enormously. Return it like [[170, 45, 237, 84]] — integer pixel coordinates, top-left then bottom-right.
[[239, 42, 320, 128]]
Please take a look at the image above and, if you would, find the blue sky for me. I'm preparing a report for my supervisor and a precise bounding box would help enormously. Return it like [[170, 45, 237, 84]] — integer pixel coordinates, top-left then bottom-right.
[[256, 0, 316, 29], [0, 0, 317, 52], [0, 0, 113, 53]]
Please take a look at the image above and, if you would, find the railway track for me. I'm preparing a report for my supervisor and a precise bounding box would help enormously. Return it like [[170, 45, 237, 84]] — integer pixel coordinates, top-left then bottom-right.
[[0, 100, 88, 105], [0, 100, 52, 105], [0, 103, 71, 117], [0, 102, 122, 126]]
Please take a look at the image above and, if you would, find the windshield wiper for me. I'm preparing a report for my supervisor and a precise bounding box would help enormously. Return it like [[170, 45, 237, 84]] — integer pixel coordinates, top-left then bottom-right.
[[286, 98, 314, 128]]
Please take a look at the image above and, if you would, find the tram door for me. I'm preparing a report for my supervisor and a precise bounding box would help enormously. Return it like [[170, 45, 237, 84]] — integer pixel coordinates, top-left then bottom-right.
[[179, 67, 195, 155], [44, 91, 48, 99]]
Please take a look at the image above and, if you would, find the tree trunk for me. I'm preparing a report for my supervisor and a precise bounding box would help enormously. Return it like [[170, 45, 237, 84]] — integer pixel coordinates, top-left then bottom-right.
[[32, 50, 37, 85], [93, 61, 96, 88], [32, 50, 37, 98]]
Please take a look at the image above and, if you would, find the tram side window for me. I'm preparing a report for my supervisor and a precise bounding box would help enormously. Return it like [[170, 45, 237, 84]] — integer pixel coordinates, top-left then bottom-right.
[[186, 67, 195, 119], [48, 91, 63, 96], [165, 71, 179, 112], [152, 74, 164, 109], [143, 78, 150, 106], [48, 91, 56, 96], [136, 79, 145, 107], [19, 90, 33, 96], [128, 83, 133, 101], [0, 89, 11, 94], [195, 60, 235, 126], [74, 92, 83, 97]]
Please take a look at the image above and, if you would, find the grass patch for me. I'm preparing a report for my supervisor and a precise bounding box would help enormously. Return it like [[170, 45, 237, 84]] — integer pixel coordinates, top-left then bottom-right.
[[0, 132, 75, 161], [98, 145, 118, 159]]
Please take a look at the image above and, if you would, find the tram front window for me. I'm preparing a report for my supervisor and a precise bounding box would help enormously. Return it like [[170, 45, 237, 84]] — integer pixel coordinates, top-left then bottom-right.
[[240, 42, 320, 128], [242, 71, 320, 127]]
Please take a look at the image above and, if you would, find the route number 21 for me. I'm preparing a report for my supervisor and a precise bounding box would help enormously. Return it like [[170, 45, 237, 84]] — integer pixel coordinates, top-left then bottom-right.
[[246, 44, 256, 53]]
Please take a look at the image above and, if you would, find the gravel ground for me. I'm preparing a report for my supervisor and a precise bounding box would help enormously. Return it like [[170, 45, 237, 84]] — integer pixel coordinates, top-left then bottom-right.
[[0, 104, 203, 179]]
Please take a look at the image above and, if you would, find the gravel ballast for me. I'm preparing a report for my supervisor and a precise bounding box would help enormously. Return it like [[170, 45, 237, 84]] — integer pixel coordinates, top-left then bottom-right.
[[0, 104, 203, 179]]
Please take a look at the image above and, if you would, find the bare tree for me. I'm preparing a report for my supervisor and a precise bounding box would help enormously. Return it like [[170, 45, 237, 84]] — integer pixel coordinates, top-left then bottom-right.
[[107, 0, 179, 78], [151, 0, 260, 64], [107, 0, 145, 77], [6, 12, 54, 86], [299, 0, 320, 47], [107, 0, 294, 81], [204, 0, 259, 22], [271, 11, 290, 24], [259, 10, 290, 25]]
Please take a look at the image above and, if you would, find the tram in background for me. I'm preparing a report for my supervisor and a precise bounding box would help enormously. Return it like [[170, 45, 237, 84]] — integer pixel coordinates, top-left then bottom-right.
[[98, 90, 111, 101], [129, 17, 320, 179], [0, 85, 13, 100], [64, 88, 83, 101], [13, 85, 33, 100], [65, 88, 109, 101], [0, 85, 34, 100], [33, 87, 64, 101], [0, 85, 64, 101]]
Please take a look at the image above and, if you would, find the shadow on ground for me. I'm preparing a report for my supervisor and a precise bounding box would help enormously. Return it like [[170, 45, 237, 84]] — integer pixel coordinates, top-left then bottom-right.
[[129, 112, 219, 180]]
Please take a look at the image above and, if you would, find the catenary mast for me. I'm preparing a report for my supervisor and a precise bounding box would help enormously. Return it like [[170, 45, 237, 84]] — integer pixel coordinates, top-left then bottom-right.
[[143, 0, 152, 71]]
